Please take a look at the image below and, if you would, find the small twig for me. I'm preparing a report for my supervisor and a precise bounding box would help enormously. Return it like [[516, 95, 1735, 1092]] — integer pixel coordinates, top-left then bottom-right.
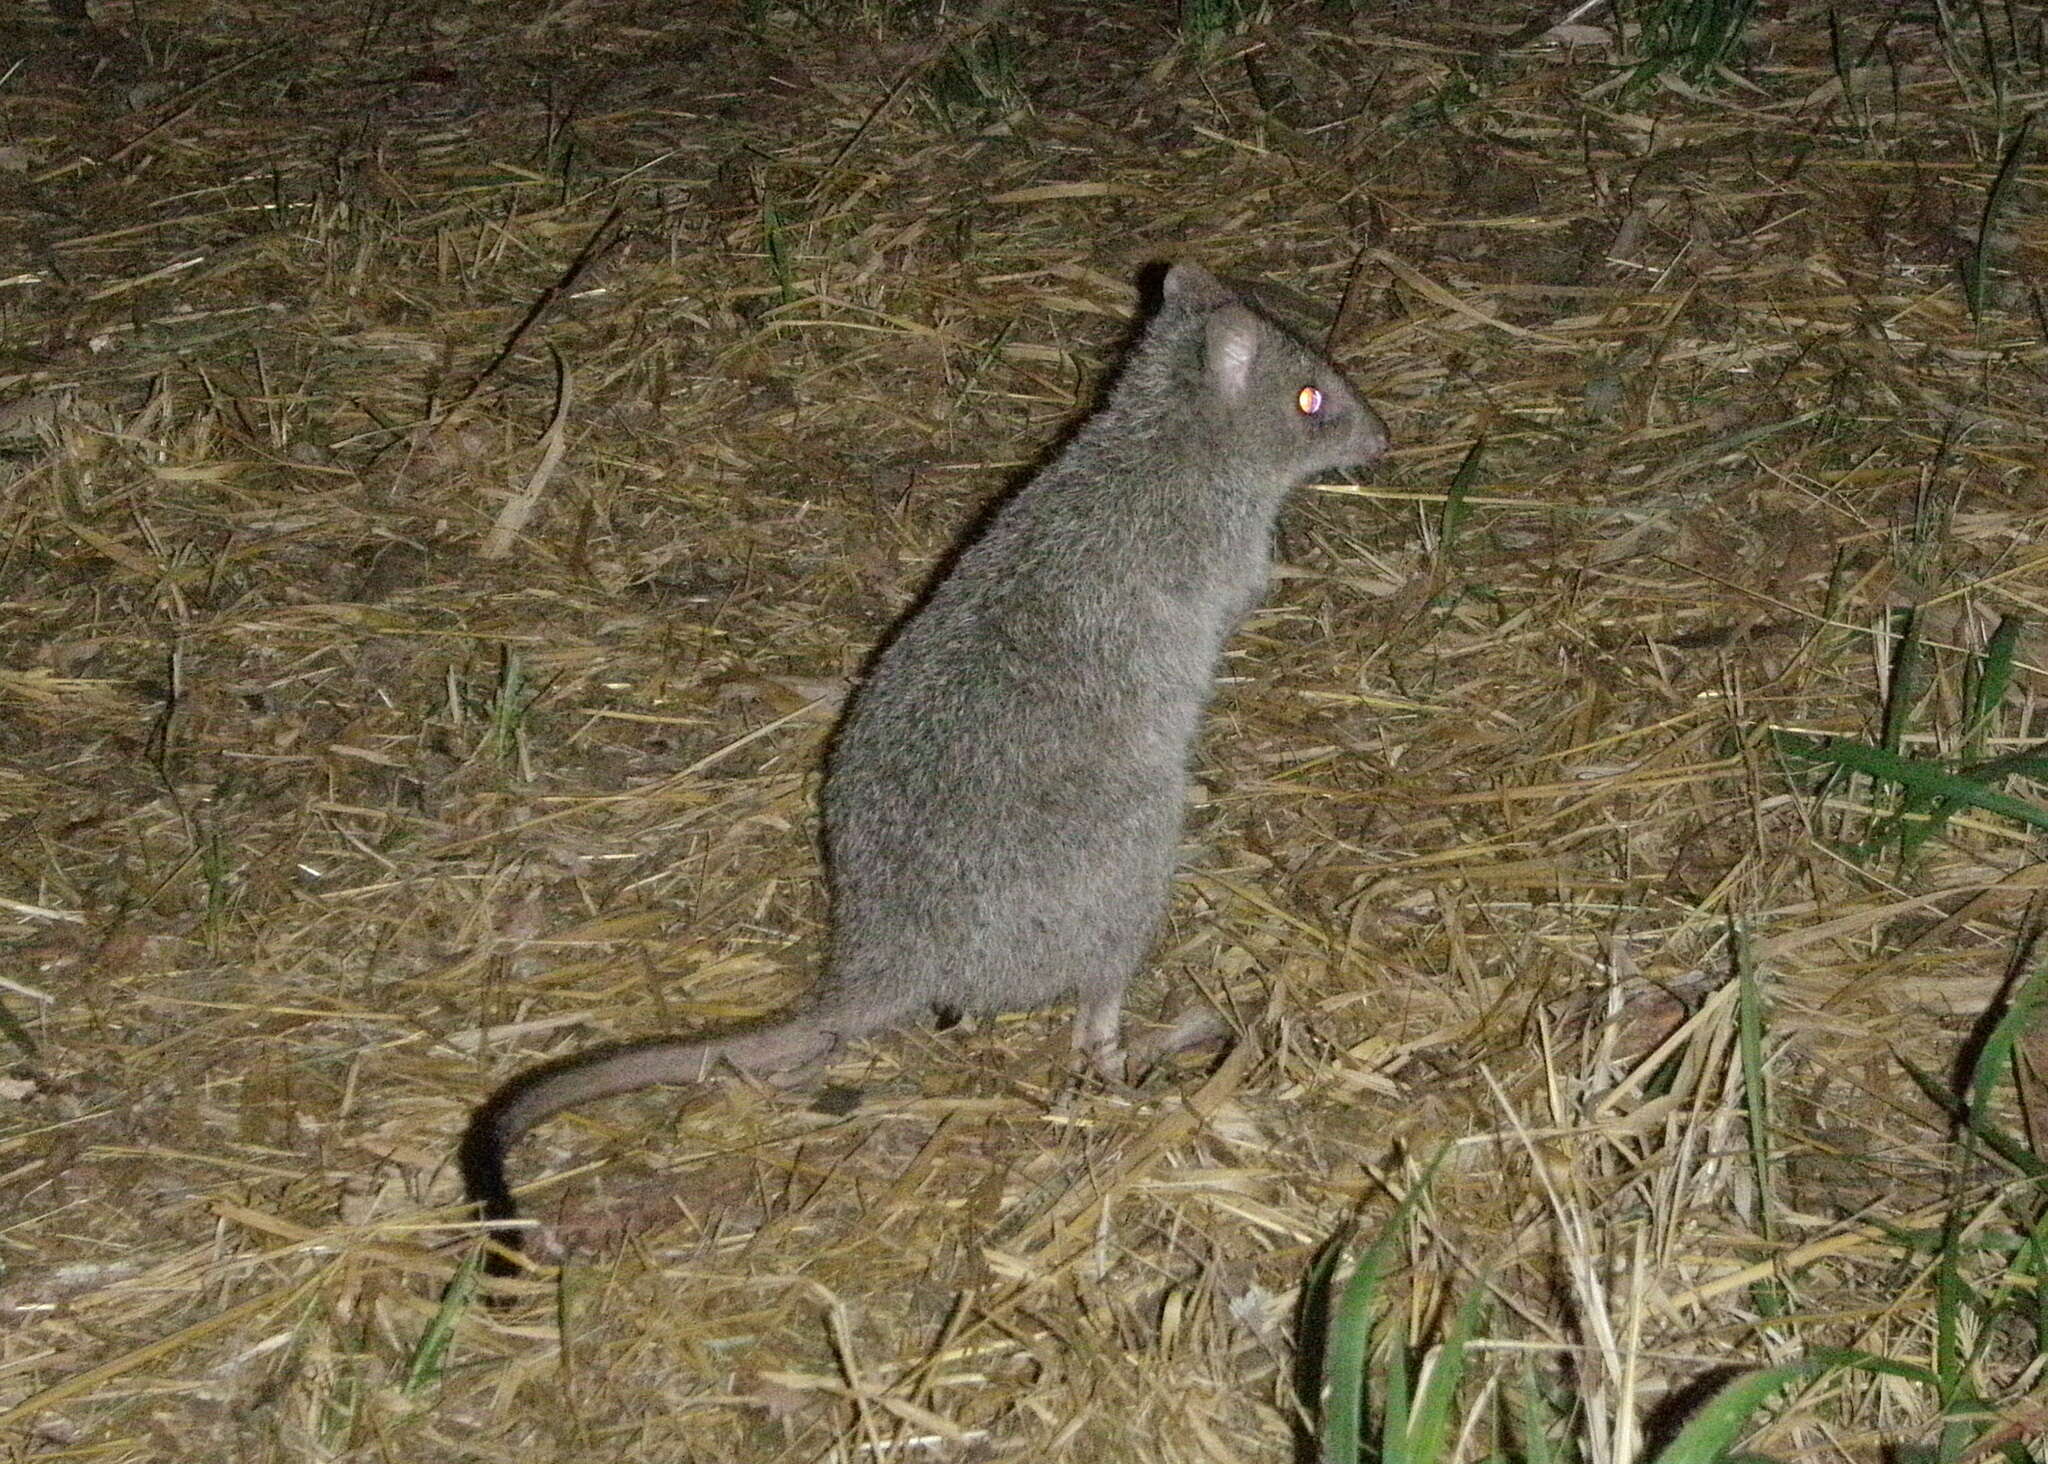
[[453, 199, 627, 407]]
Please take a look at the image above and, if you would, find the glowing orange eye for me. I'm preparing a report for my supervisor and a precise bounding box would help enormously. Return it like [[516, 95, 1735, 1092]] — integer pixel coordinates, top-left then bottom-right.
[[1297, 385, 1323, 415]]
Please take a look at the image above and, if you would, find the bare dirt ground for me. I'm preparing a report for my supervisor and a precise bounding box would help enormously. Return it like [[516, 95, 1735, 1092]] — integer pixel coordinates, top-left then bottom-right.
[[3, 2, 2047, 1460]]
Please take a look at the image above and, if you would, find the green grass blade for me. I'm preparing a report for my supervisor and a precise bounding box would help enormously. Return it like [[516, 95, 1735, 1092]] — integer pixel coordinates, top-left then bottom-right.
[[1961, 744, 2048, 784], [492, 646, 525, 763], [2022, 1210, 2048, 1357], [1320, 1236, 1389, 1464], [1879, 607, 1925, 757], [1827, 7, 1850, 112], [1892, 785, 1959, 862], [1321, 1150, 1451, 1464], [1323, 1164, 1431, 1463], [1736, 924, 1786, 1319], [1440, 436, 1485, 561], [1381, 1328, 1411, 1464], [1803, 1346, 1944, 1388], [1770, 733, 2048, 834], [1935, 954, 2048, 1387], [1647, 1360, 1819, 1463], [1652, 1349, 1944, 1464], [1303, 1233, 1360, 1459], [1965, 957, 2048, 1128], [1403, 1281, 1487, 1464], [405, 1248, 481, 1396], [1962, 615, 2022, 759], [1896, 1054, 2048, 1180], [1513, 1360, 1557, 1464], [1964, 102, 2033, 319], [1935, 1187, 1967, 1411]]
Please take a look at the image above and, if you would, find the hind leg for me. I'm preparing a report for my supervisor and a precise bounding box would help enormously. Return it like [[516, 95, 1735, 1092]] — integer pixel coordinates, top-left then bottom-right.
[[1065, 865, 1178, 1082], [1070, 974, 1130, 1083]]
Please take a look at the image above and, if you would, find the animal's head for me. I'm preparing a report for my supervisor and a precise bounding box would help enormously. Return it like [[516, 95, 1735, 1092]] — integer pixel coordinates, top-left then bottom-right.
[[1162, 261, 1388, 485]]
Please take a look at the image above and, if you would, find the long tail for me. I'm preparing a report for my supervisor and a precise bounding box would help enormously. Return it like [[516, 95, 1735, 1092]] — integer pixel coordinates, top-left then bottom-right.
[[458, 1002, 891, 1273]]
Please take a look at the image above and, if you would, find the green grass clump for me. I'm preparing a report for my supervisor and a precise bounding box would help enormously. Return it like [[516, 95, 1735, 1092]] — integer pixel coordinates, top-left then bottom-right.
[[1770, 614, 2044, 864], [1311, 1150, 1482, 1464], [1180, 0, 1246, 41], [1308, 1171, 1849, 1464], [1625, 0, 1755, 86], [1308, 944, 2048, 1461], [921, 26, 1024, 133]]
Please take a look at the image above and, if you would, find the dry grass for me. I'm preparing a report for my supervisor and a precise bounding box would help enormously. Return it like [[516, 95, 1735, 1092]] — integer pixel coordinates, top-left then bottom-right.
[[3, 1, 2047, 1460]]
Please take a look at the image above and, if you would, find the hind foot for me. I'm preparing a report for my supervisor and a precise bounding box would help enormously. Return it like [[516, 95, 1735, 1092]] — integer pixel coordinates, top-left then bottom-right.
[[1126, 1003, 1233, 1075]]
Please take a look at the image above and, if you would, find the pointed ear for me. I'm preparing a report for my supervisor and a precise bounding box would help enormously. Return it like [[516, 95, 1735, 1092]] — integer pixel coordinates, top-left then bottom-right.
[[1163, 262, 1232, 310], [1205, 304, 1265, 403]]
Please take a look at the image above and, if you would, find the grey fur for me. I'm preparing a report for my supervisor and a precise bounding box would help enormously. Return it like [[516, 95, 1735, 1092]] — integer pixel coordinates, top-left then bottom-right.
[[460, 261, 1388, 1263]]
